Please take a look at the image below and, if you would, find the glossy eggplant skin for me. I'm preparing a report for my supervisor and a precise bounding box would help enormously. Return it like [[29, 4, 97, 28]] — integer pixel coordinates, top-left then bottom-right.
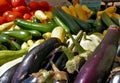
[[22, 48, 68, 83], [53, 80, 68, 83], [117, 44, 120, 56], [11, 38, 63, 83], [22, 76, 37, 83], [44, 51, 68, 70], [109, 71, 120, 83], [0, 63, 19, 83], [74, 25, 120, 83]]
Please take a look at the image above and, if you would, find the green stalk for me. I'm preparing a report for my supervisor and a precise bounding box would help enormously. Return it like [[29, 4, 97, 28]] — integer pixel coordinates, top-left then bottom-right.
[[67, 33, 85, 54], [62, 46, 74, 60], [68, 30, 83, 50]]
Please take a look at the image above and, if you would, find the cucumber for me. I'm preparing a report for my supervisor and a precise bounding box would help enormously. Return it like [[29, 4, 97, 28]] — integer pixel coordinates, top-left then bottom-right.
[[111, 17, 120, 26], [93, 19, 105, 33], [101, 12, 115, 27]]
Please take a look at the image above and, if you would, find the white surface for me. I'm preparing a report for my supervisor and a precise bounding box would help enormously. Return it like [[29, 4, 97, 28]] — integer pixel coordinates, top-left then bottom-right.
[[0, 56, 24, 76]]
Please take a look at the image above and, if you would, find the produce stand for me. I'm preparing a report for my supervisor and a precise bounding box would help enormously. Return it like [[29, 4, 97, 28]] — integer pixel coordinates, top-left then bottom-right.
[[0, 0, 120, 83]]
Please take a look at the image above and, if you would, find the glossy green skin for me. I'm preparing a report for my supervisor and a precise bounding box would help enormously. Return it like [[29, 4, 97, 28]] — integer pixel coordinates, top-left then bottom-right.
[[1, 30, 32, 41], [14, 18, 57, 33], [0, 34, 10, 42]]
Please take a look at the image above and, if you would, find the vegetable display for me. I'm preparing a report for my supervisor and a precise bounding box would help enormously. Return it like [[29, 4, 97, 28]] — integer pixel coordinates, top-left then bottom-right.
[[74, 25, 120, 83], [11, 38, 63, 83], [0, 0, 120, 83]]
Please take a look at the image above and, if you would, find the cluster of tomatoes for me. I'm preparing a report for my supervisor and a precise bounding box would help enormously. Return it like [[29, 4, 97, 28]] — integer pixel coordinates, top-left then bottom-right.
[[0, 0, 53, 24]]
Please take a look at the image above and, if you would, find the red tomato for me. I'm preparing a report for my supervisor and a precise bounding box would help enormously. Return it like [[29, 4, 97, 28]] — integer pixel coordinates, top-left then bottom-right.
[[7, 0, 12, 4], [0, 0, 12, 14], [28, 1, 41, 10], [39, 1, 50, 11], [0, 16, 6, 24], [3, 11, 22, 22], [12, 6, 30, 15], [23, 13, 31, 20], [30, 10, 36, 16], [11, 0, 26, 7]]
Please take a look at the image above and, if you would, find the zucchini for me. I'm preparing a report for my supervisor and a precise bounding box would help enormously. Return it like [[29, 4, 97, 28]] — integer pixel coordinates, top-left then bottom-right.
[[71, 15, 92, 33], [55, 7, 81, 34], [111, 17, 120, 26], [101, 12, 115, 27], [52, 11, 70, 33], [93, 19, 106, 33]]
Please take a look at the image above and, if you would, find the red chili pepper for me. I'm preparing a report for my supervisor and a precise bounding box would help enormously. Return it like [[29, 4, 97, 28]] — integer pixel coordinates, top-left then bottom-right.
[[12, 6, 30, 15], [11, 0, 26, 7], [3, 11, 23, 22]]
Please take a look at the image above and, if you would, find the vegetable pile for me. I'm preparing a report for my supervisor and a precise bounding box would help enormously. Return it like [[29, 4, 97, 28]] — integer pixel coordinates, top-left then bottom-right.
[[0, 0, 120, 83], [0, 0, 53, 24]]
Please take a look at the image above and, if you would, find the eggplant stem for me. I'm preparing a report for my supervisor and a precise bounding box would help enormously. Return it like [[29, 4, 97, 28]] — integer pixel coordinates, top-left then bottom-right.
[[62, 46, 74, 60], [50, 60, 60, 72]]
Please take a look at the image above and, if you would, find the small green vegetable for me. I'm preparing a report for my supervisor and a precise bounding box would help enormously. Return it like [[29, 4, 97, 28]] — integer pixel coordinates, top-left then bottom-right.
[[101, 12, 115, 27], [52, 11, 70, 33], [25, 30, 41, 38], [0, 49, 28, 66], [55, 7, 81, 34], [0, 34, 10, 43], [1, 30, 32, 41], [14, 18, 57, 33]]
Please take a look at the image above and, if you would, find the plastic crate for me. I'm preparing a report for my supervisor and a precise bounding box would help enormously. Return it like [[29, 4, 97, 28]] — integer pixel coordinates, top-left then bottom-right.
[[102, 0, 120, 2]]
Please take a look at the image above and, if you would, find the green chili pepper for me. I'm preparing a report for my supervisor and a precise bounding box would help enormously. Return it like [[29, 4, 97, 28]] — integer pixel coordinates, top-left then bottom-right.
[[14, 18, 57, 33], [0, 49, 28, 66], [0, 34, 10, 43], [1, 30, 32, 41]]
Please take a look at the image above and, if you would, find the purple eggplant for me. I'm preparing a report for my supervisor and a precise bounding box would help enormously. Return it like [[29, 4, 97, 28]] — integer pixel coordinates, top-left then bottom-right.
[[11, 38, 63, 83], [0, 63, 19, 83], [22, 76, 37, 83], [22, 47, 68, 83], [44, 47, 68, 70], [74, 25, 120, 83]]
